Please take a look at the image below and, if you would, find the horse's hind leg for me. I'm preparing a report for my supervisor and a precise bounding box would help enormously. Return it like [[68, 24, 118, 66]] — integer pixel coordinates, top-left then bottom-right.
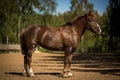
[[24, 50, 35, 77]]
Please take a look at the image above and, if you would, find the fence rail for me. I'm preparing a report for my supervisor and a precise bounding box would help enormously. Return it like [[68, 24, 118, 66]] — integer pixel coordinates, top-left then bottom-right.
[[0, 44, 119, 52], [0, 44, 20, 51]]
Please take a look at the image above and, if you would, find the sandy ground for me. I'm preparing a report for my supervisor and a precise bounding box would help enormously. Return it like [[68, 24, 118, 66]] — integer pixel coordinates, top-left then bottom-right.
[[0, 51, 120, 80]]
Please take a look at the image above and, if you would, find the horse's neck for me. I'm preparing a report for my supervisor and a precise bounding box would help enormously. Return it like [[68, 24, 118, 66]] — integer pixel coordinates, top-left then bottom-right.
[[72, 17, 86, 38]]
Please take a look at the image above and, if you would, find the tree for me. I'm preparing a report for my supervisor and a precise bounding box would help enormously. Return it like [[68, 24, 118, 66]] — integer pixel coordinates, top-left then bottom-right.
[[93, 13, 109, 52], [93, 0, 120, 52], [70, 0, 94, 19], [107, 0, 120, 52], [108, 0, 120, 37], [0, 0, 19, 43], [0, 0, 57, 43]]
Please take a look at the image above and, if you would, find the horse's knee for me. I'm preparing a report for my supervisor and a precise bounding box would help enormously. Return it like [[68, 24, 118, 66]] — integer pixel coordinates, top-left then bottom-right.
[[24, 50, 33, 62]]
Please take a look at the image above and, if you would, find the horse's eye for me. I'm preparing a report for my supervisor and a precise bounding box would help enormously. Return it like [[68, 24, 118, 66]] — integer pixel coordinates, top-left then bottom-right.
[[88, 16, 96, 22], [89, 18, 93, 22]]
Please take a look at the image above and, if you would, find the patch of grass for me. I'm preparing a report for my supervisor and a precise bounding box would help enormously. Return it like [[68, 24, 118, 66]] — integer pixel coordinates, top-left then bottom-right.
[[38, 47, 48, 52]]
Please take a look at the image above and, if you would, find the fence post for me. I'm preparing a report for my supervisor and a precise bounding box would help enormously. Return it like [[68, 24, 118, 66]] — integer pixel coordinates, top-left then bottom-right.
[[81, 36, 84, 52]]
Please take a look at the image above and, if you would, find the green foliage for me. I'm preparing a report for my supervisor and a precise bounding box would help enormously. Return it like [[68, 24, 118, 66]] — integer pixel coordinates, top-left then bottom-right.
[[0, 0, 18, 43], [107, 0, 120, 52], [0, 0, 57, 43], [93, 0, 120, 52], [70, 0, 94, 18], [38, 47, 48, 52], [92, 12, 110, 52]]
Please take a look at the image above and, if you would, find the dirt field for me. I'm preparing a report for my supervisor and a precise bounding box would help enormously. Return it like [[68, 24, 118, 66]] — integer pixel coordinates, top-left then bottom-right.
[[0, 51, 120, 80]]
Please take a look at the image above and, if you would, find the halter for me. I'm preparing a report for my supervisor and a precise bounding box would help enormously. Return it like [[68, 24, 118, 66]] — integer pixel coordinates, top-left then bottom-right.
[[84, 14, 95, 31], [84, 14, 102, 43], [84, 14, 101, 35]]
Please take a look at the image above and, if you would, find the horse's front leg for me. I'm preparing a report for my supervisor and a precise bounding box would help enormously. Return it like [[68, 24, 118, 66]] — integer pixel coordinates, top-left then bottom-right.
[[63, 51, 73, 77], [24, 50, 35, 77], [67, 53, 73, 76]]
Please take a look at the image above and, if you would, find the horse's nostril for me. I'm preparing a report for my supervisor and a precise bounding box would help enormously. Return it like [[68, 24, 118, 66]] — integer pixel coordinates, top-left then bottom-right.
[[99, 28, 102, 34], [97, 30, 101, 35]]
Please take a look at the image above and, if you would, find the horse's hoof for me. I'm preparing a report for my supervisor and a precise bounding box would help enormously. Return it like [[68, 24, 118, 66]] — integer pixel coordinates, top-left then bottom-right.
[[22, 73, 26, 76], [68, 72, 72, 77], [22, 68, 26, 76], [31, 73, 35, 77], [27, 75, 34, 77], [27, 73, 35, 77], [62, 72, 72, 78]]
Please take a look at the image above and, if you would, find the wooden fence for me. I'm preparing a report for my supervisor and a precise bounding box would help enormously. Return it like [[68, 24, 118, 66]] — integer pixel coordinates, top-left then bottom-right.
[[0, 44, 119, 52], [0, 44, 20, 51]]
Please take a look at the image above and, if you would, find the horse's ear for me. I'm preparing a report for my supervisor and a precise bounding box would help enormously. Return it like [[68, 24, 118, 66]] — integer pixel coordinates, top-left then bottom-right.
[[88, 11, 93, 15], [88, 11, 96, 19]]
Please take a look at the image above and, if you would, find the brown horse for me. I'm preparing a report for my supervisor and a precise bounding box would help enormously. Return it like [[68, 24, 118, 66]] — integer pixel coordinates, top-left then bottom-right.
[[20, 11, 101, 77]]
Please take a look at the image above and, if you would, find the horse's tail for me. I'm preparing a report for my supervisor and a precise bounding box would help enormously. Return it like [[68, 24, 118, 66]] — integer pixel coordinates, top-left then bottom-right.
[[20, 28, 27, 55]]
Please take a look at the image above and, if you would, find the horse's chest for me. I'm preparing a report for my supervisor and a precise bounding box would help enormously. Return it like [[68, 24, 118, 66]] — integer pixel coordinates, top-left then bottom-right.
[[62, 31, 78, 47]]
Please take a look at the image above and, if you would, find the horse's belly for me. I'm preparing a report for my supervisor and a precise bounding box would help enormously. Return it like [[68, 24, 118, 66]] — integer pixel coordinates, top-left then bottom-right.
[[40, 40, 63, 50], [39, 32, 63, 50]]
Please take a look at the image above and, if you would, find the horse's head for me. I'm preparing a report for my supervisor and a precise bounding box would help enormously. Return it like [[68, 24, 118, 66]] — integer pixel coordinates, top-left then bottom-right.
[[85, 11, 101, 35]]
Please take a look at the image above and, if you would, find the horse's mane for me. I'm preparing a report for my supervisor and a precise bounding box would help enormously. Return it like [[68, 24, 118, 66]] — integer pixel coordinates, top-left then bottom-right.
[[72, 15, 84, 24], [62, 22, 72, 26], [61, 15, 85, 27]]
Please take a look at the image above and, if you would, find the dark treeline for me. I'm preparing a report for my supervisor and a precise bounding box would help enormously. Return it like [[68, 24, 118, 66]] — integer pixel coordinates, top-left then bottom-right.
[[0, 0, 119, 52]]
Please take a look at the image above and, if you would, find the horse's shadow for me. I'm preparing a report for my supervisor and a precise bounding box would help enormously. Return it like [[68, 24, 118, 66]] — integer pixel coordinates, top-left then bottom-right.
[[35, 72, 61, 76], [5, 72, 22, 76], [5, 69, 120, 77], [48, 52, 120, 76], [73, 68, 120, 76], [5, 72, 61, 77]]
